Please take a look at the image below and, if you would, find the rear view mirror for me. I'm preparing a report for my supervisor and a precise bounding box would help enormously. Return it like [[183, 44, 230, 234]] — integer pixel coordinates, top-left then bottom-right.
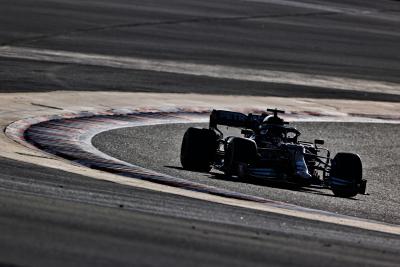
[[314, 139, 324, 145]]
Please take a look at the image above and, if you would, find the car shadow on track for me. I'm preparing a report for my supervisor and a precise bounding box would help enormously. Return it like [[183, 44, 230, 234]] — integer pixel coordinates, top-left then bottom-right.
[[164, 165, 349, 199]]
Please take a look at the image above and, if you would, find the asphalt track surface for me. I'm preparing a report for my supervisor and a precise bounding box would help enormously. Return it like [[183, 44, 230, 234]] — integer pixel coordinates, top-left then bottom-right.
[[1, 0, 400, 266], [93, 122, 400, 224], [1, 0, 400, 102], [1, 157, 399, 267]]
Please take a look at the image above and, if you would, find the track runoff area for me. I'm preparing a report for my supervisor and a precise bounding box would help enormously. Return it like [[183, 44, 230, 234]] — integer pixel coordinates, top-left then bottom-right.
[[2, 91, 400, 232], [1, 91, 400, 266]]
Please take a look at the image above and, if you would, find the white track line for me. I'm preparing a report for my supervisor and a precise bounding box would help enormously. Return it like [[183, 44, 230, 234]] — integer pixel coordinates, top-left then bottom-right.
[[1, 46, 400, 95], [244, 0, 400, 22], [5, 108, 400, 235], [0, 92, 399, 234]]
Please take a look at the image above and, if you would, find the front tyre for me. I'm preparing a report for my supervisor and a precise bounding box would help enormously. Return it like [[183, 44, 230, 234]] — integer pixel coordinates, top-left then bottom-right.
[[224, 137, 257, 177], [330, 153, 363, 198], [180, 127, 217, 172]]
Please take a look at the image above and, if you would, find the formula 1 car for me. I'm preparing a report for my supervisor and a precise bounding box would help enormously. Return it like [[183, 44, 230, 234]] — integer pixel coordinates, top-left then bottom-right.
[[180, 109, 367, 198]]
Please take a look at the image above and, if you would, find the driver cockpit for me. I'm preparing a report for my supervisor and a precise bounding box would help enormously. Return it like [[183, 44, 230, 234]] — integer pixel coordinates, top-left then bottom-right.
[[255, 111, 299, 145], [258, 125, 286, 145]]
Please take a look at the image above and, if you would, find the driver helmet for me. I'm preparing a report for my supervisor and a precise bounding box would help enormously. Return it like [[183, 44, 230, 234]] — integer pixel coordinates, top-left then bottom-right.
[[262, 115, 284, 126]]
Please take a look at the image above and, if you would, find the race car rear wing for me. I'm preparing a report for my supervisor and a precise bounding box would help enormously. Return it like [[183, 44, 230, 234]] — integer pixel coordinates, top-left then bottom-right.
[[209, 110, 266, 130]]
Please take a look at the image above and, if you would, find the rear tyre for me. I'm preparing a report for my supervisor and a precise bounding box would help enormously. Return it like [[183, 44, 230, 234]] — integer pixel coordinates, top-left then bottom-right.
[[224, 137, 257, 177], [180, 127, 217, 172], [330, 153, 362, 198]]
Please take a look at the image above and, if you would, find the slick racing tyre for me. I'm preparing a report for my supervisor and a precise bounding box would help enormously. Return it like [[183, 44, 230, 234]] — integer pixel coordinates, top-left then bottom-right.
[[330, 153, 363, 198], [180, 127, 217, 172], [224, 137, 257, 177]]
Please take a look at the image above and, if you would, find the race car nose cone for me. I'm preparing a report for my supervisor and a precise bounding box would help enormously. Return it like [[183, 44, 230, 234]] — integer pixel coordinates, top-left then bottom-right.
[[295, 169, 313, 180], [295, 158, 312, 181]]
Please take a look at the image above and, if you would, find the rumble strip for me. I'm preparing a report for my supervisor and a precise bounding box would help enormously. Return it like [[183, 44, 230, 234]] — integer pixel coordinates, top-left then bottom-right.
[[5, 107, 400, 235]]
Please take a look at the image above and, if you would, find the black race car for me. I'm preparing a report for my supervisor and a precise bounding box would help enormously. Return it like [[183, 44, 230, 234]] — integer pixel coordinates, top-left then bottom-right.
[[180, 109, 367, 198]]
